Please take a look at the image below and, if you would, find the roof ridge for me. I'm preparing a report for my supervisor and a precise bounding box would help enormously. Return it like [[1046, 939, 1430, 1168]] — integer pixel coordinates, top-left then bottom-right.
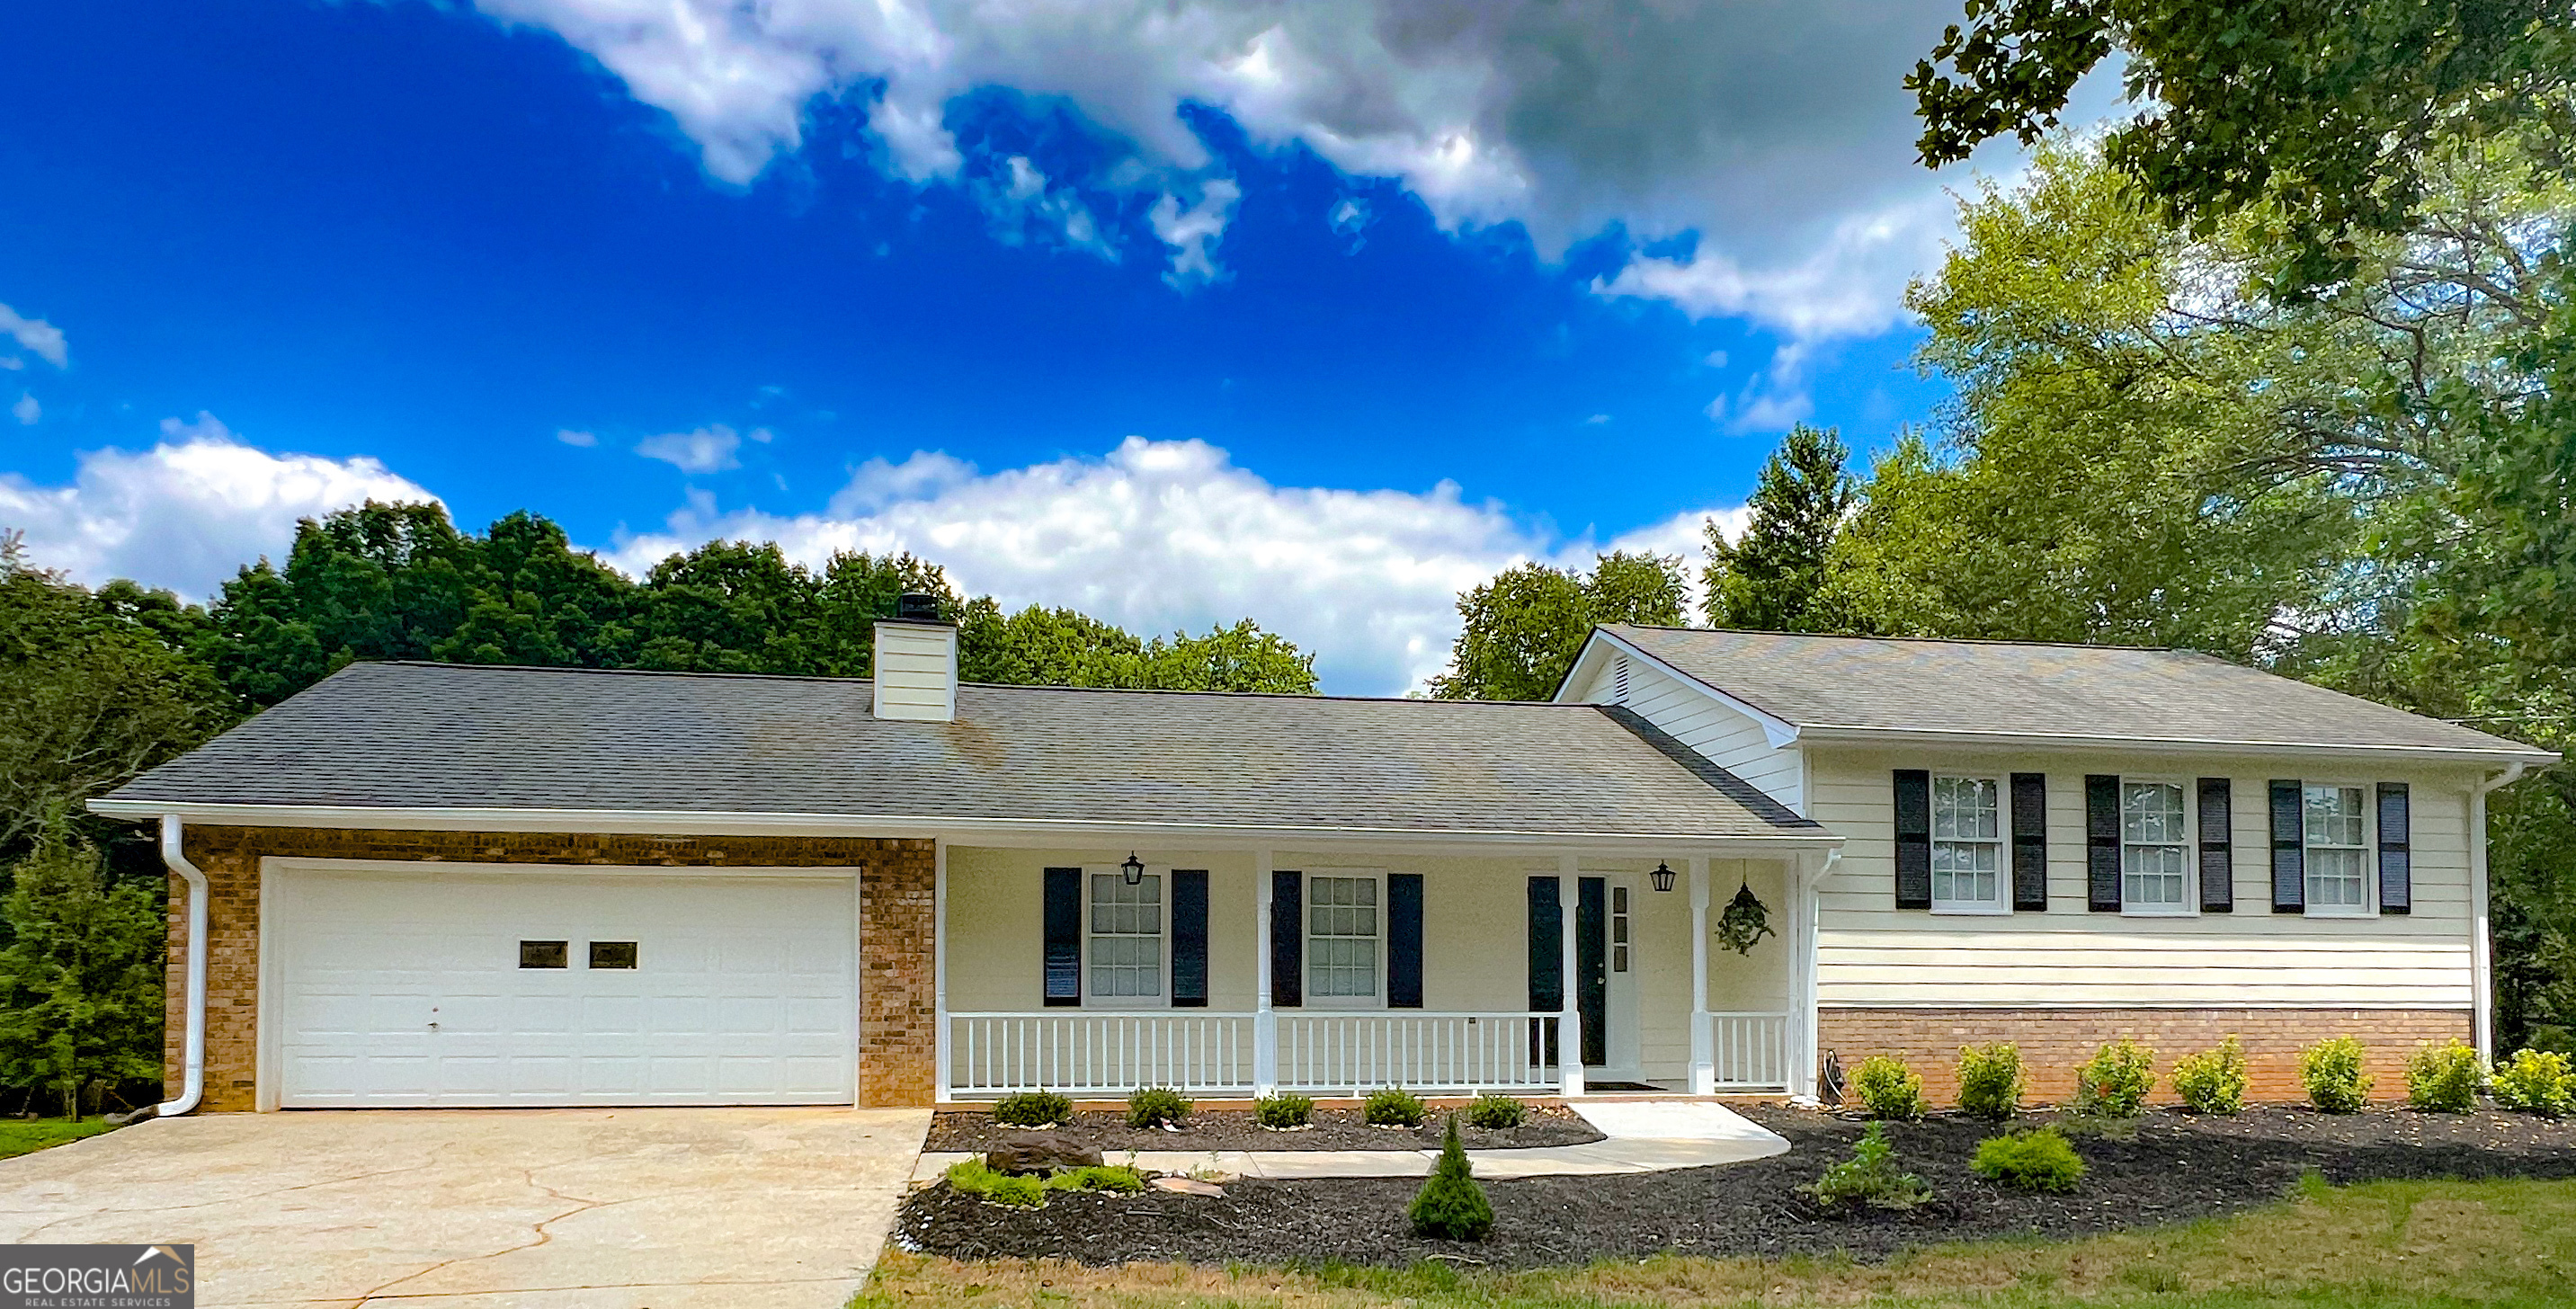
[[354, 660, 1591, 708], [1605, 622, 2200, 657]]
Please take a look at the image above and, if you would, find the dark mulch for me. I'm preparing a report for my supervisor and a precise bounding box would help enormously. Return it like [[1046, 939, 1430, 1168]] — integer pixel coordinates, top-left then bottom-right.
[[924, 1105, 1604, 1153], [898, 1101, 2576, 1269]]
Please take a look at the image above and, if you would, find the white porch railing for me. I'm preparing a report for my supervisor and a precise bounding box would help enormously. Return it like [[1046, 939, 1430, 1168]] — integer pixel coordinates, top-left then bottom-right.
[[947, 1011, 1255, 1095], [1276, 1011, 1561, 1094], [1702, 1011, 1792, 1090], [943, 1011, 1560, 1097]]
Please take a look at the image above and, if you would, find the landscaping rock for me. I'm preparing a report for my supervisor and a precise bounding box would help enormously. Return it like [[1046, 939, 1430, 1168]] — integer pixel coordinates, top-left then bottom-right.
[[985, 1132, 1102, 1175], [1151, 1177, 1225, 1197]]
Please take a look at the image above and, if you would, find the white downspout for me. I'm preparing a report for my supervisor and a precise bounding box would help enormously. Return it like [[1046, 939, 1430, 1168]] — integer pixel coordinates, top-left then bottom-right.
[[2471, 762, 2529, 1065], [158, 814, 209, 1117]]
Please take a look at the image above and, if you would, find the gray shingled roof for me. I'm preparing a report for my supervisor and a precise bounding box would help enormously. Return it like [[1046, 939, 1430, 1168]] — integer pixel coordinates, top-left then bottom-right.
[[1603, 625, 2554, 760], [99, 661, 1823, 840]]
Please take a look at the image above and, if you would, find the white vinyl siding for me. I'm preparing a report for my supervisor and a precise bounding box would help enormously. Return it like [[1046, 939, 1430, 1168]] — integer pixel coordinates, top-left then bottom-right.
[[1930, 775, 2005, 912], [2119, 779, 2192, 913], [1809, 747, 2478, 1009], [1568, 653, 1803, 814], [1087, 872, 1164, 1002], [2304, 783, 2372, 915]]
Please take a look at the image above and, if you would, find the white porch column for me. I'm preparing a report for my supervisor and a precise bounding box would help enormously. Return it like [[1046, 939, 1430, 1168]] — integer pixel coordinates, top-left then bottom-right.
[[1789, 851, 1832, 1100], [932, 839, 951, 1103], [1689, 855, 1714, 1095], [1254, 847, 1278, 1095], [1558, 852, 1584, 1098]]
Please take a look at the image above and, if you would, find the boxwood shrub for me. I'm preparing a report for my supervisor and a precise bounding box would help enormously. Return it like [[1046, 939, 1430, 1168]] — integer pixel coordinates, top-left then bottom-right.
[[1127, 1085, 1192, 1129], [1972, 1126, 2086, 1192], [1955, 1042, 2023, 1120], [2302, 1037, 2373, 1113], [2071, 1038, 2156, 1118], [1463, 1093, 1528, 1129], [2405, 1039, 2484, 1113], [1365, 1086, 1429, 1126], [1852, 1055, 1928, 1120], [2171, 1036, 2249, 1115], [992, 1090, 1073, 1128], [2492, 1048, 2576, 1118], [1255, 1091, 1316, 1128]]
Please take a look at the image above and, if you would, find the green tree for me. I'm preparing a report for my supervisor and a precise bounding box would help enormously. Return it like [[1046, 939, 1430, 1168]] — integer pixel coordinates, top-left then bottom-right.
[[1907, 0, 2576, 292], [0, 816, 164, 1116], [1702, 424, 1858, 631], [1430, 551, 1689, 700]]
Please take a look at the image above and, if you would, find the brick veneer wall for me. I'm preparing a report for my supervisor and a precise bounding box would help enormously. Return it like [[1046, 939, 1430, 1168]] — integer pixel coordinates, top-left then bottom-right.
[[1819, 1007, 2472, 1104], [164, 827, 936, 1111]]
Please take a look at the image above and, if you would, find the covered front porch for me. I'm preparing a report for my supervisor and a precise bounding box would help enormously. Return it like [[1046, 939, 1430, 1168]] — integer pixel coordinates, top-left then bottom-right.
[[931, 842, 1822, 1101]]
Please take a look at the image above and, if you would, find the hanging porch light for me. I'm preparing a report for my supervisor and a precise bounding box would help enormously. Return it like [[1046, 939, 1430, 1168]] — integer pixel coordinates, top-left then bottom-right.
[[1649, 861, 1678, 893], [1120, 852, 1145, 886]]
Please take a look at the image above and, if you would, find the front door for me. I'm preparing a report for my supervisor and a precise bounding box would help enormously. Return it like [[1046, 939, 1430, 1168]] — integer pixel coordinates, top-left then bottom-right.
[[1577, 876, 1645, 1079]]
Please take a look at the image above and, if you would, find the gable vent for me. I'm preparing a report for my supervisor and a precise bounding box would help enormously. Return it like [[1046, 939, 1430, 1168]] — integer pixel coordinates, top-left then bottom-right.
[[1612, 655, 1633, 705]]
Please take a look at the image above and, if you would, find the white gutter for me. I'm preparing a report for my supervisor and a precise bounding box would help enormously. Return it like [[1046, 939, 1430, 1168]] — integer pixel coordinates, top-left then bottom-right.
[[157, 814, 208, 1117], [2471, 761, 2532, 1064], [1789, 724, 2559, 767]]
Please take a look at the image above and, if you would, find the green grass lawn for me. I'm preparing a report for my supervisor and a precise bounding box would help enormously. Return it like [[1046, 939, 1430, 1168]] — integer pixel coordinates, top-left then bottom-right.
[[862, 1174, 2576, 1308], [0, 1117, 118, 1160]]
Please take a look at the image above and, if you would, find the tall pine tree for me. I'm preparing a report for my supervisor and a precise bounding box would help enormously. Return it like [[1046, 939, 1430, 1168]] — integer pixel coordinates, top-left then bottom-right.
[[1702, 424, 1857, 631]]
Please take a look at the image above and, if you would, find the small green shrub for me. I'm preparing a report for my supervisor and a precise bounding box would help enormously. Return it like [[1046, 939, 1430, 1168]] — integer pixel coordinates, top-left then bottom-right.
[[2071, 1038, 2156, 1118], [2171, 1036, 2249, 1116], [2302, 1037, 2373, 1113], [1365, 1086, 1428, 1126], [2405, 1039, 2484, 1113], [1463, 1093, 1528, 1129], [1852, 1055, 1928, 1120], [1803, 1121, 1931, 1211], [944, 1159, 1047, 1207], [1255, 1092, 1315, 1128], [1406, 1117, 1493, 1240], [1972, 1126, 2087, 1192], [2492, 1048, 2576, 1118], [1126, 1085, 1192, 1129], [1956, 1043, 2024, 1120], [1044, 1164, 1146, 1194], [992, 1090, 1072, 1127]]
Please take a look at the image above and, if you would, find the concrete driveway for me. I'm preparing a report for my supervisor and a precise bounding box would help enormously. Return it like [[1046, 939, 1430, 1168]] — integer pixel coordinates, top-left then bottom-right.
[[0, 1107, 930, 1309]]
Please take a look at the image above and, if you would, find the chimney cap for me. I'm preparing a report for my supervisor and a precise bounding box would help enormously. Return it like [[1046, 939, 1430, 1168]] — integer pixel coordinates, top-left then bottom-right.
[[893, 592, 945, 624]]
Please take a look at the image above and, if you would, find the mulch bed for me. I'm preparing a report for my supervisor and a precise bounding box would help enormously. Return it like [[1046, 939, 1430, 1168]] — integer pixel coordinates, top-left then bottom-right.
[[898, 1101, 2576, 1269], [924, 1105, 1605, 1153]]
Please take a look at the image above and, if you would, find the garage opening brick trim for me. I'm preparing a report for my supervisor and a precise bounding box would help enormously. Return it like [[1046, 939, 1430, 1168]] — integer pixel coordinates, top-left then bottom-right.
[[1818, 1007, 2472, 1104], [164, 827, 939, 1112]]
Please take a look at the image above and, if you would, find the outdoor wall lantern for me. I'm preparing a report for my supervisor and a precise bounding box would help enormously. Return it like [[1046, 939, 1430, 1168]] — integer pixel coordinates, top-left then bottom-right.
[[1650, 861, 1678, 893], [1121, 852, 1146, 886]]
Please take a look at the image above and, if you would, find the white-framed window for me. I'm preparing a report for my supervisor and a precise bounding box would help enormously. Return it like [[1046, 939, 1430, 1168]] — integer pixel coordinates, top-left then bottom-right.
[[1306, 872, 1384, 1006], [1930, 774, 2008, 913], [2303, 782, 2372, 915], [2119, 779, 2194, 913], [1087, 870, 1165, 1004]]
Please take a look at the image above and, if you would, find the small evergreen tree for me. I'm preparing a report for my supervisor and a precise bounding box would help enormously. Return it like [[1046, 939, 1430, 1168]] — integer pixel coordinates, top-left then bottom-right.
[[1407, 1115, 1494, 1240], [1703, 424, 1858, 631], [0, 815, 165, 1117]]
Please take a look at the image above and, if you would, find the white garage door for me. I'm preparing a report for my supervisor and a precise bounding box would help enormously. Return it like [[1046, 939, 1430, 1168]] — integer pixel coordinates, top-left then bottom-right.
[[274, 867, 858, 1108]]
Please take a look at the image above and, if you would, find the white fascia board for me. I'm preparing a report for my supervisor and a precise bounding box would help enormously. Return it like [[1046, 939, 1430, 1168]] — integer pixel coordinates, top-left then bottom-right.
[[1792, 725, 2560, 769], [85, 798, 1841, 857], [1574, 628, 1803, 749]]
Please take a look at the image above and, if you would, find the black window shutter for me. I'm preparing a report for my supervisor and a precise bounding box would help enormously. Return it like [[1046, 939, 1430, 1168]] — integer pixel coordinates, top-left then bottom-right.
[[2197, 778, 2234, 913], [1043, 867, 1082, 1006], [2084, 774, 2122, 912], [1894, 769, 1932, 909], [2270, 779, 2305, 913], [1172, 869, 1209, 1006], [1526, 877, 1563, 1011], [1270, 870, 1302, 1007], [2377, 783, 2411, 915], [1388, 873, 1424, 1008], [2010, 771, 2048, 911]]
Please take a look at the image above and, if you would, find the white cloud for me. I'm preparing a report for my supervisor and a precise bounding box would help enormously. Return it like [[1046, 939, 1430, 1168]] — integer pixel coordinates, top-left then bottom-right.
[[10, 393, 35, 426], [0, 303, 67, 370], [557, 427, 600, 447], [468, 0, 2068, 341], [1149, 180, 1242, 288], [0, 414, 437, 599], [608, 435, 1743, 693], [636, 423, 771, 473]]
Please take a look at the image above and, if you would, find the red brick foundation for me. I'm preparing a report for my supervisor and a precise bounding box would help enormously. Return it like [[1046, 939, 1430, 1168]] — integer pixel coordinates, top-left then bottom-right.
[[164, 827, 937, 1111], [1818, 1007, 2473, 1105]]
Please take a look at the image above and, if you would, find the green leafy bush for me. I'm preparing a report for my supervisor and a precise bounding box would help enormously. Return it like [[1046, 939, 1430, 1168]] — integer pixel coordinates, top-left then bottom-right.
[[1972, 1126, 2087, 1192], [943, 1159, 1047, 1207], [2491, 1048, 2576, 1118], [1803, 1121, 1931, 1211], [1044, 1164, 1146, 1194], [1406, 1117, 1494, 1240], [1956, 1042, 2024, 1120], [1255, 1092, 1315, 1128], [992, 1090, 1072, 1128], [1126, 1085, 1192, 1129], [2171, 1036, 2249, 1115], [2071, 1038, 2156, 1118], [1852, 1055, 1928, 1120], [2301, 1037, 2373, 1113], [1463, 1093, 1528, 1129], [2405, 1039, 2484, 1113], [1365, 1086, 1428, 1126]]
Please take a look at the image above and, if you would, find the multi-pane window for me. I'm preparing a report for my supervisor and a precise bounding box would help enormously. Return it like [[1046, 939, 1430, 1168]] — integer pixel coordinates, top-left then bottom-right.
[[1306, 875, 1380, 1001], [1088, 872, 1163, 1000], [2304, 784, 2370, 912], [2121, 780, 2190, 910], [1931, 775, 2004, 910]]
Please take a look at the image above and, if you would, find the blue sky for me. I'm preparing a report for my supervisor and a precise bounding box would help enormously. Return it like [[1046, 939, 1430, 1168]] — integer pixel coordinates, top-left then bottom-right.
[[0, 0, 2042, 692]]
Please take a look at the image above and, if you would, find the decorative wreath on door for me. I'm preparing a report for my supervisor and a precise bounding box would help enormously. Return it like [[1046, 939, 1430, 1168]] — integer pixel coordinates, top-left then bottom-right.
[[1715, 879, 1775, 955]]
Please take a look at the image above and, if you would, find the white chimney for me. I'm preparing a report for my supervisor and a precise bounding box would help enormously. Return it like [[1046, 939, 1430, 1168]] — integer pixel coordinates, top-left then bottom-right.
[[872, 593, 958, 722]]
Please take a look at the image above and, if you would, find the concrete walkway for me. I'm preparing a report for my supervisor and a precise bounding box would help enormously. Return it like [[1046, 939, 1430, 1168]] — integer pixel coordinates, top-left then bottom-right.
[[913, 1100, 1787, 1182]]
